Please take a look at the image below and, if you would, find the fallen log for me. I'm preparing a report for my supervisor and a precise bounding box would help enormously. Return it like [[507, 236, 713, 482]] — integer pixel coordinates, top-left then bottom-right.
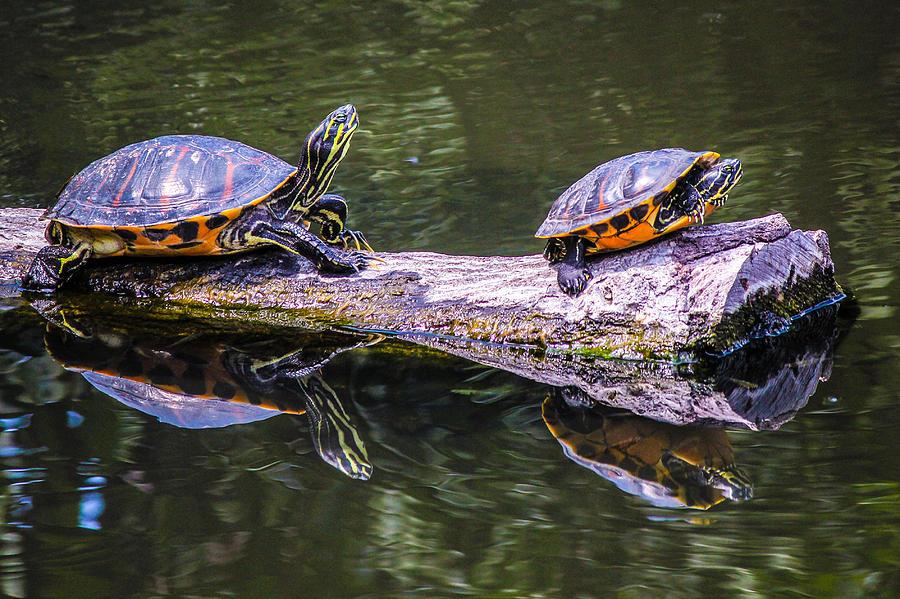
[[3, 294, 844, 431], [0, 207, 842, 359]]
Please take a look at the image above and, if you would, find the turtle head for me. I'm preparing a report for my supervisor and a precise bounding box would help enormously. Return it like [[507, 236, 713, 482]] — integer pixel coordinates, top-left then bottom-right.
[[698, 157, 743, 202], [293, 104, 359, 211], [704, 464, 753, 502]]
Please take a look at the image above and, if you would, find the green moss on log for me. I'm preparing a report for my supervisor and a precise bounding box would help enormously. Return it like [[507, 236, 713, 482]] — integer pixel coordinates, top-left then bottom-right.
[[693, 263, 844, 355]]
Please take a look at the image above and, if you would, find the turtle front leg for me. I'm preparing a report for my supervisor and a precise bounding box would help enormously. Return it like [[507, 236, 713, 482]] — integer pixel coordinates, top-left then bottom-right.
[[21, 242, 94, 293], [307, 194, 374, 252], [682, 186, 706, 224], [245, 218, 370, 273], [555, 236, 592, 297], [543, 238, 567, 264]]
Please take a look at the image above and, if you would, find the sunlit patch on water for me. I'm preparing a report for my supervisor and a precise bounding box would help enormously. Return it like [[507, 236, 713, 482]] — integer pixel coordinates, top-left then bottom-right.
[[78, 492, 105, 530], [0, 416, 32, 432]]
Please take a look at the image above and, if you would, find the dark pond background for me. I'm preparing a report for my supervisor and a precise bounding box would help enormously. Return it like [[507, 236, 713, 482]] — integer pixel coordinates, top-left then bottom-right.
[[1, 1, 899, 597]]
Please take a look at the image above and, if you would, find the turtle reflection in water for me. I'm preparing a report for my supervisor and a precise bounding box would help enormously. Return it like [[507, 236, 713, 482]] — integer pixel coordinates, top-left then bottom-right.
[[39, 308, 377, 480], [542, 388, 752, 509]]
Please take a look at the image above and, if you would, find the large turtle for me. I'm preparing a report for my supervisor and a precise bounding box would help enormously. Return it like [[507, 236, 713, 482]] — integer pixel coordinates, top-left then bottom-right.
[[22, 104, 375, 292], [535, 148, 743, 296]]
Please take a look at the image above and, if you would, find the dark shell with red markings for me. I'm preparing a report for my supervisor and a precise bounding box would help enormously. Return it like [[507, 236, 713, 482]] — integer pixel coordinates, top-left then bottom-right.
[[535, 148, 713, 238], [47, 135, 295, 228]]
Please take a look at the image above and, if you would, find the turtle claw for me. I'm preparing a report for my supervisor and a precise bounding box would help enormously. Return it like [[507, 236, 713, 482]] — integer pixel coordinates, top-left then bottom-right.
[[352, 250, 385, 272], [557, 265, 592, 297], [688, 205, 705, 224], [314, 248, 366, 274], [365, 255, 386, 271], [336, 230, 382, 270], [347, 250, 371, 273], [338, 229, 374, 252], [317, 235, 381, 273]]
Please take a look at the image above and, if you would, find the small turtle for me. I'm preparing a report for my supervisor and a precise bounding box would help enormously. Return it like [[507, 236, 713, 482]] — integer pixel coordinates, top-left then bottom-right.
[[535, 148, 743, 296], [542, 388, 752, 509], [22, 104, 376, 293]]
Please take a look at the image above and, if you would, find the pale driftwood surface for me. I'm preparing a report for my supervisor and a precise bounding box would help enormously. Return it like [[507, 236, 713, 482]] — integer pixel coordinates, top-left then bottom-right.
[[0, 208, 840, 359]]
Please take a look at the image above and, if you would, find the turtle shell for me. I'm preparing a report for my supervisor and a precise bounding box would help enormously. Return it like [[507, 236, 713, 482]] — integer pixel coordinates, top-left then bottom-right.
[[535, 148, 720, 251], [44, 135, 296, 255]]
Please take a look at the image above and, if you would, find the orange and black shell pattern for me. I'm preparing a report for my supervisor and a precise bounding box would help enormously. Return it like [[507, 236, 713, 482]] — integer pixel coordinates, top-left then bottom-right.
[[43, 326, 310, 428], [535, 148, 720, 252], [542, 392, 752, 509], [44, 135, 300, 256]]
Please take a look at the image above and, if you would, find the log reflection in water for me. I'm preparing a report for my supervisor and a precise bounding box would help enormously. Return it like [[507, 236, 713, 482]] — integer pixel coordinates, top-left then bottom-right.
[[408, 303, 847, 430]]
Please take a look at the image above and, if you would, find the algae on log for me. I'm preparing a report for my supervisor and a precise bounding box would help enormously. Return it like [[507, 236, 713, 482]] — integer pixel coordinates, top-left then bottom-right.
[[0, 207, 841, 359]]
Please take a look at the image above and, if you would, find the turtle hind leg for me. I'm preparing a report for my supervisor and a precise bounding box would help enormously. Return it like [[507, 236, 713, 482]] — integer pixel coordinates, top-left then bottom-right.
[[543, 238, 567, 263], [309, 194, 375, 252], [21, 242, 93, 293], [555, 237, 592, 297]]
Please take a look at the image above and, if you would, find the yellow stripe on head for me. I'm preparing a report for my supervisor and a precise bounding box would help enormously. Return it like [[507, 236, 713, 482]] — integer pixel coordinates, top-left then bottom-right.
[[293, 104, 358, 212]]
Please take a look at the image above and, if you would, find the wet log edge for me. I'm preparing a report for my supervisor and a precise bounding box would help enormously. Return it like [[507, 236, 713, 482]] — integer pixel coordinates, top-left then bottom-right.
[[0, 208, 842, 359]]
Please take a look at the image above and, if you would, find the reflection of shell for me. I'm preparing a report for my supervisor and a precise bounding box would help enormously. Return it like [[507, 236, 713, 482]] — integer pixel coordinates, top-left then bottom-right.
[[82, 371, 280, 429], [40, 312, 376, 480], [46, 330, 308, 427], [542, 393, 752, 509]]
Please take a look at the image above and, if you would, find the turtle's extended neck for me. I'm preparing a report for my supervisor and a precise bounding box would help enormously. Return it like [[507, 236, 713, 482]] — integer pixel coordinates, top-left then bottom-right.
[[266, 137, 348, 221], [266, 104, 358, 221], [265, 167, 322, 221]]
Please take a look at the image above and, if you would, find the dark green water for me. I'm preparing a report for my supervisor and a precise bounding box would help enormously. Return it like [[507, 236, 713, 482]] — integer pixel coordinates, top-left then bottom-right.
[[1, 1, 899, 597]]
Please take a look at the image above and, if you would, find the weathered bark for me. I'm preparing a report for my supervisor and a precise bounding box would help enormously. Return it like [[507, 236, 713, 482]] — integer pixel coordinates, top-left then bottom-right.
[[0, 207, 842, 359]]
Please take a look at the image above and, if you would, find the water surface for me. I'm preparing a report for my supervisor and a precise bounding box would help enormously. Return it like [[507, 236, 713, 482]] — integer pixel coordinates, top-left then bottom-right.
[[1, 1, 899, 597]]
